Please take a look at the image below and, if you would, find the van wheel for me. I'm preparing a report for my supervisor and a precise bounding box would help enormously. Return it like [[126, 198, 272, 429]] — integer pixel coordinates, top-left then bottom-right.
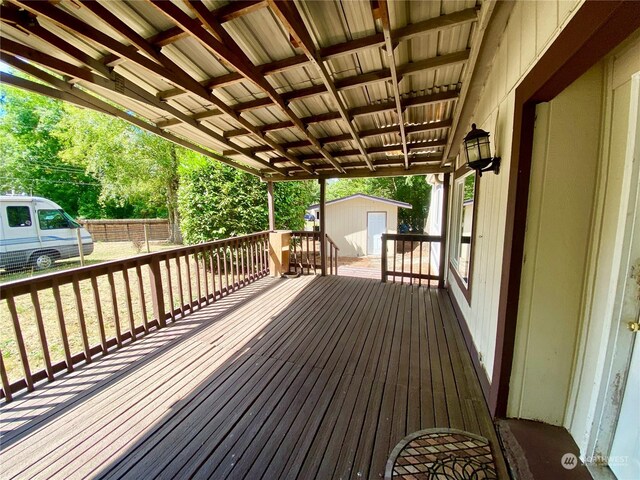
[[32, 252, 54, 270]]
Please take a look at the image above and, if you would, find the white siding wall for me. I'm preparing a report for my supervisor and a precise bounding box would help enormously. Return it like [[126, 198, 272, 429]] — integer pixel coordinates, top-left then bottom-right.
[[447, 0, 583, 381], [324, 198, 399, 257]]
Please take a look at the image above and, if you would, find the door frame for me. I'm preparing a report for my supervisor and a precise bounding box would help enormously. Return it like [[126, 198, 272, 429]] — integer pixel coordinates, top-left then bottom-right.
[[366, 211, 387, 256]]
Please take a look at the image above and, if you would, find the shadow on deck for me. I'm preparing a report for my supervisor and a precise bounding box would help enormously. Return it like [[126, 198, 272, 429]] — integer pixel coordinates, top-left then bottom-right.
[[0, 275, 507, 479]]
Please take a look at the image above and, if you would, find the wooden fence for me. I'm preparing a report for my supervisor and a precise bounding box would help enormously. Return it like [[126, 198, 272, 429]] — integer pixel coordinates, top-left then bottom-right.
[[381, 233, 443, 286], [288, 231, 339, 275], [0, 232, 269, 402], [79, 219, 170, 242]]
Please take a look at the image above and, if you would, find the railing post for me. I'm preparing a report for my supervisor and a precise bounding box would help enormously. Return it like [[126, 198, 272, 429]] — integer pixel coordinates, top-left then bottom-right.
[[149, 255, 166, 328], [439, 173, 450, 288], [267, 181, 275, 231], [381, 233, 388, 283], [319, 178, 327, 276]]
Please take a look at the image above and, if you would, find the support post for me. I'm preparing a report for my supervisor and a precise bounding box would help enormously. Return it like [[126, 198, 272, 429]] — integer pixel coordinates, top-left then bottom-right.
[[267, 181, 275, 231], [381, 233, 388, 283], [76, 228, 85, 266], [319, 178, 326, 276], [148, 256, 166, 328], [438, 173, 450, 288]]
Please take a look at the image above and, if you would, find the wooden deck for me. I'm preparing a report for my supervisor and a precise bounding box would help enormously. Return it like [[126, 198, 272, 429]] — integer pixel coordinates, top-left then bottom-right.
[[0, 276, 507, 479]]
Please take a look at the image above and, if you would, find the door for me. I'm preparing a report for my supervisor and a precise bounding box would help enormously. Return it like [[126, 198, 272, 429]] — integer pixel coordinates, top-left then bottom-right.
[[608, 72, 640, 480], [610, 303, 640, 479], [367, 212, 386, 255]]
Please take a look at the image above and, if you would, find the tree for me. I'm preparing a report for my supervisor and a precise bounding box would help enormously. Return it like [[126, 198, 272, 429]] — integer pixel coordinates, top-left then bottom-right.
[[0, 85, 102, 217], [178, 162, 315, 245], [326, 176, 431, 232], [54, 106, 184, 240]]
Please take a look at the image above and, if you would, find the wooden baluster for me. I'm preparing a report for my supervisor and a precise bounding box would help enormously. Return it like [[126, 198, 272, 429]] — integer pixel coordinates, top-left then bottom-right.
[[418, 241, 423, 287], [202, 249, 210, 305], [90, 273, 109, 355], [209, 247, 216, 302], [107, 270, 123, 346], [329, 240, 333, 275], [239, 239, 246, 286], [175, 256, 185, 316], [335, 244, 338, 275], [393, 239, 397, 283], [428, 241, 432, 289], [410, 240, 414, 285], [217, 247, 224, 297], [184, 253, 193, 311], [401, 240, 406, 284], [223, 245, 229, 295], [249, 239, 255, 281], [29, 285, 54, 381], [122, 268, 137, 340], [0, 349, 12, 402], [52, 280, 73, 371], [306, 234, 310, 275], [194, 250, 202, 308], [165, 258, 176, 322], [135, 264, 149, 333], [381, 235, 388, 283], [6, 294, 34, 390], [234, 239, 240, 289], [72, 274, 92, 363], [313, 233, 317, 274]]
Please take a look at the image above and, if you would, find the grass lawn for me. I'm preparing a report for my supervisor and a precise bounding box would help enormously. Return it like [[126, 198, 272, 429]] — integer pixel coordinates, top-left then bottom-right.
[[1, 241, 242, 385]]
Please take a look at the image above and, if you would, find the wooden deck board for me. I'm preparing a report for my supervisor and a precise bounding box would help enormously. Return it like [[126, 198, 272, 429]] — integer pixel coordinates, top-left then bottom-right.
[[0, 275, 508, 479]]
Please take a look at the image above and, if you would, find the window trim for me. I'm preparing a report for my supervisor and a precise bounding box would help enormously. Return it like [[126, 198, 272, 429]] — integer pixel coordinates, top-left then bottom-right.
[[449, 165, 479, 303]]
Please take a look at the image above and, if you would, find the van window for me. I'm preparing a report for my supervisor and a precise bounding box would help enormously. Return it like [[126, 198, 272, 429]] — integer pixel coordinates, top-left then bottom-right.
[[7, 206, 32, 227], [38, 209, 74, 230]]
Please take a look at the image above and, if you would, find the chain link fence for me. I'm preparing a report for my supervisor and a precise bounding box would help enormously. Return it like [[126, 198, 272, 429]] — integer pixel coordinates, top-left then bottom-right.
[[1, 219, 177, 284]]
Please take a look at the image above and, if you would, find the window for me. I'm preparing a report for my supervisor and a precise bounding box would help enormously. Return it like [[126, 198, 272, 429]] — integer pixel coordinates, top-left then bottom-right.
[[7, 206, 32, 227], [38, 209, 77, 230], [450, 171, 476, 294]]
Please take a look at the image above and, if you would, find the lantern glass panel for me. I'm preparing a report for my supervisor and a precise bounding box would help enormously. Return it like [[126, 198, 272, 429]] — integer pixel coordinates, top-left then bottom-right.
[[466, 139, 481, 163], [478, 137, 492, 160]]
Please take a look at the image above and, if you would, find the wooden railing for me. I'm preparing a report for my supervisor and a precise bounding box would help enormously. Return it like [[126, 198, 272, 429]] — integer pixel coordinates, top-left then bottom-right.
[[0, 232, 269, 402], [326, 235, 339, 275], [381, 233, 443, 286], [289, 231, 339, 275]]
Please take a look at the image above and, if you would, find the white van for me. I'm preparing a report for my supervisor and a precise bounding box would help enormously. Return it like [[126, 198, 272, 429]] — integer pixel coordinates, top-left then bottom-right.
[[0, 195, 94, 271]]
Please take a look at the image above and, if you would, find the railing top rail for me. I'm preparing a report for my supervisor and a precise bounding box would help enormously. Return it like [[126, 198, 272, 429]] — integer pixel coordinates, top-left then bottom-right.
[[382, 233, 443, 242], [0, 231, 269, 298], [325, 234, 340, 251]]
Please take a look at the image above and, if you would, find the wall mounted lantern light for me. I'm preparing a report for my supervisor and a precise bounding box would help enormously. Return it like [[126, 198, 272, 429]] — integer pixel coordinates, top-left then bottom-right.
[[462, 124, 501, 176]]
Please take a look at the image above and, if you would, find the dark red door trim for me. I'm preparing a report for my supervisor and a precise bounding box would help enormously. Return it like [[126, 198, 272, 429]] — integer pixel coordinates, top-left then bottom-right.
[[490, 0, 640, 417]]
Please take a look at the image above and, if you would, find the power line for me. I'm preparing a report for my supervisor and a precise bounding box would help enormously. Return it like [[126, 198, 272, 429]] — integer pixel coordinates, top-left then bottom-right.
[[0, 175, 100, 187]]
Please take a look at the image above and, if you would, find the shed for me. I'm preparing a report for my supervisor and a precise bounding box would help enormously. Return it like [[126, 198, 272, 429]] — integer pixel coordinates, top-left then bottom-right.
[[307, 194, 411, 257]]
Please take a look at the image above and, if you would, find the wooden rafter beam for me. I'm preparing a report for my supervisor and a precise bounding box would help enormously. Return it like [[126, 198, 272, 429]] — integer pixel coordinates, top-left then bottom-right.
[[0, 69, 263, 177], [158, 89, 459, 134], [0, 34, 288, 176], [155, 6, 478, 99], [284, 153, 445, 174], [148, 0, 342, 173], [258, 138, 447, 163], [220, 120, 452, 153], [268, 0, 374, 171], [377, 0, 409, 169], [158, 49, 469, 104], [9, 0, 311, 175], [263, 164, 453, 182]]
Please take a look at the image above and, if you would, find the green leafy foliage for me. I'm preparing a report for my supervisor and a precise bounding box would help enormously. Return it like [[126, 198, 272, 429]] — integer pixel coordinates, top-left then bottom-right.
[[178, 162, 315, 244], [326, 176, 431, 232], [0, 85, 101, 217]]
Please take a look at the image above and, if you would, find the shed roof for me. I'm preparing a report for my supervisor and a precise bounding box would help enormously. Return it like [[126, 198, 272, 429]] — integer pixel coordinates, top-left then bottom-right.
[[308, 193, 412, 210], [0, 0, 493, 181]]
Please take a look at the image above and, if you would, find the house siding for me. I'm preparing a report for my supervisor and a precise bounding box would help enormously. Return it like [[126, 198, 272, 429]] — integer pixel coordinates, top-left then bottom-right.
[[448, 0, 584, 384]]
